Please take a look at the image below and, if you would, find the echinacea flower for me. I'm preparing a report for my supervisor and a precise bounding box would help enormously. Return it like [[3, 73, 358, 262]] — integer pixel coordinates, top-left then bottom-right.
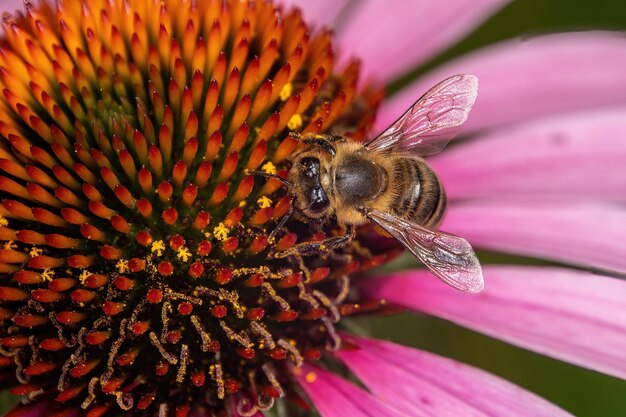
[[0, 1, 624, 417]]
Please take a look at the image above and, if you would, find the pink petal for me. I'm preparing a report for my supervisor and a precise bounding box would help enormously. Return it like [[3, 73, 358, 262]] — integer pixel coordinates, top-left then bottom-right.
[[0, 0, 22, 13], [376, 32, 626, 133], [362, 266, 626, 380], [338, 336, 574, 417], [442, 200, 626, 273], [296, 365, 409, 417], [336, 0, 510, 83], [429, 107, 626, 201], [278, 0, 350, 29], [0, 0, 24, 24]]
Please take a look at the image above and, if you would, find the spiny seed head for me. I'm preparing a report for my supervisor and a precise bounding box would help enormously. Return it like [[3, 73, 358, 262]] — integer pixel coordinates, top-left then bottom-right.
[[0, 0, 391, 416]]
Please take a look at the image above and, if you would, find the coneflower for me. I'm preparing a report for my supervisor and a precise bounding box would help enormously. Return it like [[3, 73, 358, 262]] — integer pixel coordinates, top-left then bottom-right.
[[0, 1, 384, 416], [3, 1, 626, 417]]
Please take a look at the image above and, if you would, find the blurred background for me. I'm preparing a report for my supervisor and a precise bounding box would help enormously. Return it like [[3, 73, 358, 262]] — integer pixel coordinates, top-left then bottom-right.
[[376, 2, 626, 417], [1, 0, 625, 416]]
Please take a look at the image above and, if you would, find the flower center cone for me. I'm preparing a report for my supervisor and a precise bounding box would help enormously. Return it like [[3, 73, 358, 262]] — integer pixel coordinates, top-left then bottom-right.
[[0, 1, 396, 416]]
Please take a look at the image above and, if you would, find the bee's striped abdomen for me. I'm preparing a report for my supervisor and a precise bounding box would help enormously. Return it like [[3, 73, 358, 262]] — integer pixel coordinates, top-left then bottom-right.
[[391, 157, 446, 227]]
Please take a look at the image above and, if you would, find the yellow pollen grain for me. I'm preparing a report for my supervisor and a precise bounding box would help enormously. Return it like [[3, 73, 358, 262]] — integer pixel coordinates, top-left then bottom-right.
[[78, 269, 90, 285], [29, 247, 43, 257], [177, 247, 191, 263], [116, 259, 129, 274], [238, 200, 247, 208], [41, 268, 55, 282], [3, 241, 16, 250], [213, 223, 230, 242], [305, 372, 317, 383], [261, 162, 276, 175], [0, 215, 7, 227], [257, 196, 272, 209], [287, 114, 303, 130], [151, 240, 166, 257], [204, 232, 212, 238], [279, 83, 293, 101]]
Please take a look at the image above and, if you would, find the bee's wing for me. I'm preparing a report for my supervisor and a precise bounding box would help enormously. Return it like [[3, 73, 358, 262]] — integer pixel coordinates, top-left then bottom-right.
[[366, 74, 478, 155], [367, 209, 483, 293]]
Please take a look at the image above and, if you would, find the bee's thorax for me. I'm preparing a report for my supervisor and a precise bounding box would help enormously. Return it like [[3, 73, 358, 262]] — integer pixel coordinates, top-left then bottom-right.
[[334, 155, 387, 206]]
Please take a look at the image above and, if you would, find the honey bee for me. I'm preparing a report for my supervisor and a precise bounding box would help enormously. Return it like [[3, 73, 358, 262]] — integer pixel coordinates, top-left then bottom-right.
[[263, 74, 483, 292]]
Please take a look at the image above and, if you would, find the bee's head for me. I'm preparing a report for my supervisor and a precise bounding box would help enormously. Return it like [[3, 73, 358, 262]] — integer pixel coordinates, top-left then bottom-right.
[[291, 155, 331, 218]]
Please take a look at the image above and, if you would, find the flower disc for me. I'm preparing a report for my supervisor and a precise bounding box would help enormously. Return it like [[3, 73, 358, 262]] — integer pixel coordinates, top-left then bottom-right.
[[0, 0, 389, 416]]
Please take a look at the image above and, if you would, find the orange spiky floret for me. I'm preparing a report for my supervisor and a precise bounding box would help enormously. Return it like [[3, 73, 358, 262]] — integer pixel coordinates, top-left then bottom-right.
[[0, 0, 387, 416]]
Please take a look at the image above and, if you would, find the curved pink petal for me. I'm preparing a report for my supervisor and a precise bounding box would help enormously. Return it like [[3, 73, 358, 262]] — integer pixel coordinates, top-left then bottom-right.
[[279, 0, 349, 28], [376, 32, 626, 133], [296, 365, 409, 417], [0, 0, 22, 13], [429, 107, 626, 201], [336, 0, 511, 83], [362, 266, 626, 380], [442, 200, 626, 273], [337, 336, 574, 417], [0, 0, 24, 32]]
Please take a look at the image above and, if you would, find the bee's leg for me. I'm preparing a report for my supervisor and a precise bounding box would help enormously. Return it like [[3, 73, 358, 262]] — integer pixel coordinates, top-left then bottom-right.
[[268, 201, 294, 242], [273, 225, 356, 258], [320, 224, 356, 251]]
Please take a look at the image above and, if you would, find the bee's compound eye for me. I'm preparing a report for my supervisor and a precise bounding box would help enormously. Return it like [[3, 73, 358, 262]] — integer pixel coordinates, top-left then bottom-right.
[[308, 186, 329, 213], [299, 157, 320, 179]]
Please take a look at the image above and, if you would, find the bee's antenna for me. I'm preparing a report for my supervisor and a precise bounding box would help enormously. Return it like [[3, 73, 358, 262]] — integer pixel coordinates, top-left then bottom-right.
[[245, 170, 293, 187], [290, 131, 338, 157], [268, 198, 294, 242], [301, 137, 336, 157]]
